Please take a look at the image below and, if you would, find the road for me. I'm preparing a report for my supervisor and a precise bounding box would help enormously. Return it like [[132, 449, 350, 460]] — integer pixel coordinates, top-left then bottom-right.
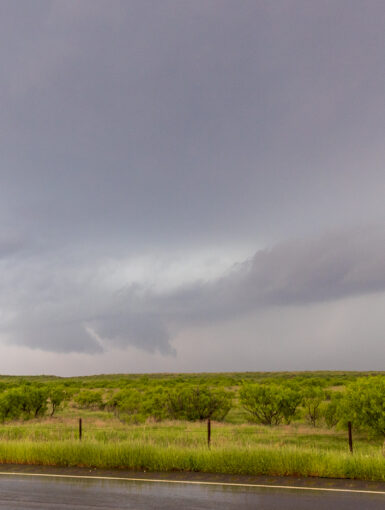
[[0, 472, 385, 509]]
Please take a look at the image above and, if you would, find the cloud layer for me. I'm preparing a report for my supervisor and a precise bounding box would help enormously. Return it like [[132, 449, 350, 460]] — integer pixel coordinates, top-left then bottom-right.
[[1, 227, 384, 357], [0, 1, 385, 371]]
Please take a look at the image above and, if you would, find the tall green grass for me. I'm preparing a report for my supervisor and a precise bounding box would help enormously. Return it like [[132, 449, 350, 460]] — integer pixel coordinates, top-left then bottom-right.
[[0, 421, 381, 454], [0, 440, 385, 481]]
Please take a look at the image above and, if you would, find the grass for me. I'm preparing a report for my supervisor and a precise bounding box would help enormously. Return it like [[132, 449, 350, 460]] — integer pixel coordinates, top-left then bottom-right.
[[0, 419, 381, 451], [0, 440, 385, 481], [0, 419, 384, 480]]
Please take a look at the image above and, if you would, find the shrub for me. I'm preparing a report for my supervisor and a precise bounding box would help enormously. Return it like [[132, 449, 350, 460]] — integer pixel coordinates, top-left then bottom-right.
[[342, 377, 385, 438], [301, 387, 325, 427], [240, 384, 301, 425], [323, 393, 343, 429], [48, 386, 68, 416], [22, 386, 48, 418], [0, 389, 24, 422], [74, 390, 104, 410], [165, 386, 232, 421]]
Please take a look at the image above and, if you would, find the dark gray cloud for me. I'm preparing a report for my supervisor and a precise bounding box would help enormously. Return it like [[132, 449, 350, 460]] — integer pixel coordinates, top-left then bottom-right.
[[93, 312, 174, 355], [1, 0, 385, 253], [0, 234, 26, 258], [1, 227, 383, 357], [96, 226, 385, 349], [0, 1, 385, 370]]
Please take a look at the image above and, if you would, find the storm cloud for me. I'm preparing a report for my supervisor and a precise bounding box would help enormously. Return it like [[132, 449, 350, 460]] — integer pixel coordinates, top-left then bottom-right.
[[1, 227, 384, 358], [0, 1, 385, 372], [94, 226, 385, 351]]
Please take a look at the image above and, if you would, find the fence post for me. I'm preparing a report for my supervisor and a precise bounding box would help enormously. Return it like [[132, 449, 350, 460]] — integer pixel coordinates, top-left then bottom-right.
[[348, 421, 353, 453], [79, 418, 82, 441], [207, 418, 211, 448]]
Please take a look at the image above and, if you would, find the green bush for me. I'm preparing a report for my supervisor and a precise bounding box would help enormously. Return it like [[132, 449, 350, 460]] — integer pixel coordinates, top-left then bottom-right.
[[239, 384, 301, 425], [323, 393, 343, 429], [165, 386, 232, 421], [48, 386, 68, 416], [74, 390, 104, 410], [342, 377, 385, 438], [301, 387, 325, 427]]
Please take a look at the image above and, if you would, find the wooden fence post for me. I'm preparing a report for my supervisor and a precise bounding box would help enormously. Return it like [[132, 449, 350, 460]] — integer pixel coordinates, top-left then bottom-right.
[[79, 418, 82, 441], [348, 421, 353, 453], [207, 418, 211, 448]]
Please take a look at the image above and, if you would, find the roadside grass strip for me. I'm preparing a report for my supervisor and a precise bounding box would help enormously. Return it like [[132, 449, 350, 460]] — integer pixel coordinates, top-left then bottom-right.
[[0, 441, 385, 481]]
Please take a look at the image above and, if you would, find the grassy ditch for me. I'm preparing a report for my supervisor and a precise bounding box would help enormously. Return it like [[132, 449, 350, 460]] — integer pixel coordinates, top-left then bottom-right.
[[0, 440, 385, 481]]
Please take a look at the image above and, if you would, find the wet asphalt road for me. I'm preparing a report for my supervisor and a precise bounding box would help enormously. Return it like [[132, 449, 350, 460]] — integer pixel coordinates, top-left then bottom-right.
[[0, 475, 385, 509]]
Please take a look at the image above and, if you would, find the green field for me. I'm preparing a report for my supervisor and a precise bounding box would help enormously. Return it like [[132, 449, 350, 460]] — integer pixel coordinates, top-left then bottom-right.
[[0, 371, 385, 480]]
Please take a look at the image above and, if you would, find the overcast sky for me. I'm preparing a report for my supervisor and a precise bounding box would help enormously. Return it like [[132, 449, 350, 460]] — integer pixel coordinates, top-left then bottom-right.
[[1, 0, 385, 375]]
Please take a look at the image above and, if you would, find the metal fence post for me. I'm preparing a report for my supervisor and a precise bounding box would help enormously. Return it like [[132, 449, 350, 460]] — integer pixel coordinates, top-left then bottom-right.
[[348, 421, 353, 453]]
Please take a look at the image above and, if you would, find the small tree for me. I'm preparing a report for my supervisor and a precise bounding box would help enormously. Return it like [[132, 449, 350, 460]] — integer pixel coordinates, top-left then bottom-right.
[[106, 387, 168, 423], [23, 386, 48, 418], [48, 386, 67, 417], [342, 377, 385, 450], [75, 390, 104, 410], [301, 387, 324, 427], [165, 386, 232, 446], [240, 384, 301, 425], [113, 390, 145, 423], [165, 386, 231, 421], [0, 389, 24, 422], [280, 387, 302, 424], [323, 392, 343, 429]]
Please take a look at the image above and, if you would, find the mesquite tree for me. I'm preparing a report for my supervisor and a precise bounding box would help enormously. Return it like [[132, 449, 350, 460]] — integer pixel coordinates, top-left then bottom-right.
[[342, 377, 385, 452], [165, 386, 232, 446], [240, 384, 301, 425], [301, 387, 325, 427]]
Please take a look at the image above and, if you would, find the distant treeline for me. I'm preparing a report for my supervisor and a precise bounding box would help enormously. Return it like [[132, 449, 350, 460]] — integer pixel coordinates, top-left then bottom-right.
[[1, 372, 385, 440]]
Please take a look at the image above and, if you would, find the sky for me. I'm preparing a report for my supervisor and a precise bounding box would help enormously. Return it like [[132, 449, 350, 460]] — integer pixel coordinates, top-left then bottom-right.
[[1, 0, 385, 375]]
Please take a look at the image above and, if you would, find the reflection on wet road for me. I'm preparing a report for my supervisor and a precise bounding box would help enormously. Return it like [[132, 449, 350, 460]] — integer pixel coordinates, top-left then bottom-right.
[[0, 475, 385, 509]]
